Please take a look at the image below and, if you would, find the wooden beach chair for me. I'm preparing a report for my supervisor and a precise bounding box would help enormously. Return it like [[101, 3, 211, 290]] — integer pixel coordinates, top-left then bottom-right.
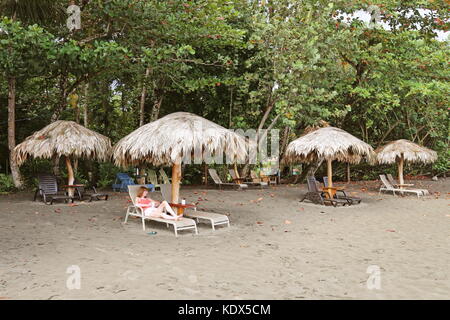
[[379, 175, 423, 198], [261, 167, 279, 185], [208, 168, 248, 190], [300, 176, 351, 207], [124, 185, 198, 236], [159, 168, 172, 184], [147, 169, 160, 190], [160, 184, 230, 230], [34, 174, 73, 205], [386, 174, 429, 195], [250, 170, 261, 183], [228, 169, 268, 188], [323, 176, 361, 204], [75, 183, 108, 202]]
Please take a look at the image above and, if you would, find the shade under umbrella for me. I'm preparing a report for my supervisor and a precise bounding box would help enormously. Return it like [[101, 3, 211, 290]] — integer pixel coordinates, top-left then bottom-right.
[[112, 112, 249, 203], [13, 120, 112, 196], [283, 126, 375, 187], [376, 139, 437, 186]]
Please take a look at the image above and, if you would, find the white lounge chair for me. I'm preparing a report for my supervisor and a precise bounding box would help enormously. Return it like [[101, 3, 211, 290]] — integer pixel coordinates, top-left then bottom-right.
[[386, 174, 429, 196], [160, 184, 230, 230], [379, 175, 423, 198], [124, 185, 198, 236], [228, 169, 268, 188], [208, 168, 248, 190]]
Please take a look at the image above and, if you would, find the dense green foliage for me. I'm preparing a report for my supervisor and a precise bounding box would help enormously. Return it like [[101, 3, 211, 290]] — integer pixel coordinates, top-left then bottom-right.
[[1, 0, 448, 188]]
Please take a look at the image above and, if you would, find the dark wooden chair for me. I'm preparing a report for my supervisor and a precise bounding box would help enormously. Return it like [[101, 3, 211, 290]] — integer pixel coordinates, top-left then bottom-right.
[[300, 176, 351, 207], [323, 176, 361, 204], [75, 183, 108, 202], [34, 174, 73, 205]]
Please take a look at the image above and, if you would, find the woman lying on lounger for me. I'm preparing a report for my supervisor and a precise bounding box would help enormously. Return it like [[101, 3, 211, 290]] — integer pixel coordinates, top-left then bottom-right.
[[136, 186, 180, 220]]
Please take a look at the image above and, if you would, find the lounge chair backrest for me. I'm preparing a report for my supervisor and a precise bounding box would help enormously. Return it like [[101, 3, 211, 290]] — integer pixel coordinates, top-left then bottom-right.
[[228, 169, 238, 180], [159, 169, 171, 184], [38, 174, 58, 194], [323, 176, 329, 188], [306, 176, 319, 193], [386, 174, 396, 185], [208, 169, 222, 184], [147, 170, 159, 185], [160, 183, 172, 202], [127, 185, 147, 206], [380, 175, 393, 189]]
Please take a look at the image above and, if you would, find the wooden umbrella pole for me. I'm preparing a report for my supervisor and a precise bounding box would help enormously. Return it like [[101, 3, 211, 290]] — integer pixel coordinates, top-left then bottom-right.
[[171, 162, 181, 204], [327, 158, 333, 187], [65, 156, 75, 197], [233, 162, 239, 180], [398, 153, 404, 187]]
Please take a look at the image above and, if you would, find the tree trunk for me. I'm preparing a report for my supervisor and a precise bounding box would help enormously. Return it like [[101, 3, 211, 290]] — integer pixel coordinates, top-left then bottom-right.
[[51, 74, 68, 122], [139, 67, 151, 126], [52, 155, 60, 176], [241, 98, 275, 176], [71, 93, 80, 173], [7, 77, 23, 188], [171, 162, 181, 203], [83, 82, 89, 127], [346, 163, 351, 183], [150, 94, 163, 122], [298, 159, 323, 183], [203, 163, 208, 185]]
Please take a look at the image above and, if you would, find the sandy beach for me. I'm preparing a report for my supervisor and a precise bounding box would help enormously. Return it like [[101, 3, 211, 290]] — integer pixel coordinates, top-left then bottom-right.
[[0, 178, 449, 300]]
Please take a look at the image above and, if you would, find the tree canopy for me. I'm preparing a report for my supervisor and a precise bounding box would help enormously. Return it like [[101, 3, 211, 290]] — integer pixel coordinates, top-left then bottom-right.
[[1, 0, 448, 189]]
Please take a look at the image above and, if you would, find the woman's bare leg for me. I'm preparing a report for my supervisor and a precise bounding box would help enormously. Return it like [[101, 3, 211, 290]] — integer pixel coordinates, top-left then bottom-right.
[[150, 206, 178, 220], [159, 201, 177, 216]]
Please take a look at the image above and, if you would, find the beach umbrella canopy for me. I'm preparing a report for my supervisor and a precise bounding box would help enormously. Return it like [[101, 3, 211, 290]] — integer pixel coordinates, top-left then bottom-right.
[[283, 127, 375, 187], [13, 120, 112, 196], [375, 139, 437, 186], [112, 112, 248, 203]]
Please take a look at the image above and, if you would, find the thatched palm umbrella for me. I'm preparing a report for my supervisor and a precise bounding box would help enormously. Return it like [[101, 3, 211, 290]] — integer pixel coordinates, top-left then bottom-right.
[[376, 139, 437, 186], [284, 127, 374, 188], [112, 112, 248, 203], [13, 120, 111, 196]]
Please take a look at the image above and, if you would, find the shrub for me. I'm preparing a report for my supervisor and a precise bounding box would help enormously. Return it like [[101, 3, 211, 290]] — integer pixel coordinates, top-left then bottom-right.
[[0, 174, 15, 193]]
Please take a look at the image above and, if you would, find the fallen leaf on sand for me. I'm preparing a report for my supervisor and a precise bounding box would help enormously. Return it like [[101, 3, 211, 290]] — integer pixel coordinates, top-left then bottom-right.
[[270, 193, 275, 197], [256, 221, 264, 225], [54, 209, 61, 213], [386, 229, 396, 232], [298, 207, 304, 211], [68, 203, 78, 207], [284, 220, 292, 225]]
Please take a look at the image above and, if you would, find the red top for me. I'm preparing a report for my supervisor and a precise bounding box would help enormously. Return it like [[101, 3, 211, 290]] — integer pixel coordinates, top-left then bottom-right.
[[137, 197, 154, 209]]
